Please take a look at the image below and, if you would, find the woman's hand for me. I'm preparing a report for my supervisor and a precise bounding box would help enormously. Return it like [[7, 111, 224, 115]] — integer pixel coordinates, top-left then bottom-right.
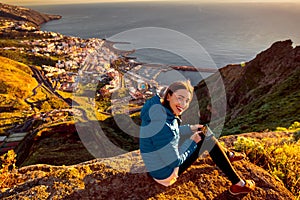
[[190, 124, 204, 133], [190, 132, 202, 143]]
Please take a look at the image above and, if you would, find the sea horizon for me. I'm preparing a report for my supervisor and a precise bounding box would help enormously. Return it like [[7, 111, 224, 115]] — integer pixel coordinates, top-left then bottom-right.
[[28, 2, 300, 69]]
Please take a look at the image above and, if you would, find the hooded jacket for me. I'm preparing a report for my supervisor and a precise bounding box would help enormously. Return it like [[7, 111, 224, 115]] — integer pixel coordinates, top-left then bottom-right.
[[140, 95, 198, 181]]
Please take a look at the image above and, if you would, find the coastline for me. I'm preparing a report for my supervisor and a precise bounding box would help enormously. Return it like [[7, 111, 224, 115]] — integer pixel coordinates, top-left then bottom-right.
[[106, 40, 135, 57], [0, 2, 218, 98], [0, 2, 62, 28]]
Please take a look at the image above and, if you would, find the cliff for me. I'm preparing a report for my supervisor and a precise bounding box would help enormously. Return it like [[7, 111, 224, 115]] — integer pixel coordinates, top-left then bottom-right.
[[195, 40, 300, 134], [0, 133, 295, 199], [0, 3, 61, 27]]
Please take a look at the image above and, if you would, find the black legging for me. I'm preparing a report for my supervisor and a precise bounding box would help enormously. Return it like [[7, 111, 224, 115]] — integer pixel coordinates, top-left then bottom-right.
[[178, 134, 241, 185]]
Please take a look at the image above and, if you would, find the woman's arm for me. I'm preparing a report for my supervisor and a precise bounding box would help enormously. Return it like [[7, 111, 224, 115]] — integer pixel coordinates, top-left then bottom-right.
[[152, 125, 198, 169]]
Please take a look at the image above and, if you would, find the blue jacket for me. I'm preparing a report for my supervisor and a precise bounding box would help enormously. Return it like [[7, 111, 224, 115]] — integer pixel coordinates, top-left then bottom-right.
[[139, 95, 198, 180]]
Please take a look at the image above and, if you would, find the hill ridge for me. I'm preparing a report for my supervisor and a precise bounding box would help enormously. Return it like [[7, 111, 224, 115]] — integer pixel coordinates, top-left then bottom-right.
[[0, 132, 295, 199], [0, 3, 61, 27], [196, 39, 300, 134]]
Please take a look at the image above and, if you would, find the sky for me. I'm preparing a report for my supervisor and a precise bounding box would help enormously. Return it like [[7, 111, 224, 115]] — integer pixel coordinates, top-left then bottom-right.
[[2, 0, 300, 6]]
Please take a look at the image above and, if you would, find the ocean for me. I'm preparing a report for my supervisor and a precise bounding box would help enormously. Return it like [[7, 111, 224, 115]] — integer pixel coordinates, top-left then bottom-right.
[[29, 2, 300, 85]]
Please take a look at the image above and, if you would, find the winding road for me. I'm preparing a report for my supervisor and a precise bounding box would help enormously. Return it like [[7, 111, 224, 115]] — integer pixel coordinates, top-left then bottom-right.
[[29, 65, 89, 121], [29, 65, 73, 106]]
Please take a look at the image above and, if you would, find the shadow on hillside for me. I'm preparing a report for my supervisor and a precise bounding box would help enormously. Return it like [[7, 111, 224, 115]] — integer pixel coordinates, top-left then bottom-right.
[[214, 191, 248, 200], [64, 172, 167, 199], [75, 117, 140, 157]]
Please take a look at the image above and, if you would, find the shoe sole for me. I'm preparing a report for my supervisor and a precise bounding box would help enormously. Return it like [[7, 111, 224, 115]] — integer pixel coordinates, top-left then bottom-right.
[[229, 189, 251, 195]]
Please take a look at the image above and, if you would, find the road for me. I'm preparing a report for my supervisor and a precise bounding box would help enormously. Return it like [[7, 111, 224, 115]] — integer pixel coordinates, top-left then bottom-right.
[[31, 65, 90, 121], [29, 65, 73, 106]]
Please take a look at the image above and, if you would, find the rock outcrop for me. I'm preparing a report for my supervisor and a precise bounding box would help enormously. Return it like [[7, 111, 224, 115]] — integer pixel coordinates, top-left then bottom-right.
[[224, 40, 300, 110], [0, 3, 61, 27], [195, 40, 300, 134], [0, 133, 295, 200]]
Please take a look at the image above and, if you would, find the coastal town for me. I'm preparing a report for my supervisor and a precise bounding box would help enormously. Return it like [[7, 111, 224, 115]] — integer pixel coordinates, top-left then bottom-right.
[[1, 16, 158, 100], [0, 12, 160, 155]]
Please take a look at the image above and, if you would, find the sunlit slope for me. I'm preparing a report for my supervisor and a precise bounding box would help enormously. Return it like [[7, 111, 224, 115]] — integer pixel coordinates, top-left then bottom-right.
[[0, 56, 38, 134], [0, 56, 38, 103]]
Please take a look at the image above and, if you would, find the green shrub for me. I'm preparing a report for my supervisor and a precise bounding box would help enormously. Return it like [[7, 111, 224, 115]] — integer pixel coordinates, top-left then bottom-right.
[[269, 142, 300, 197], [234, 136, 300, 198], [275, 127, 288, 132], [276, 122, 300, 142], [289, 121, 300, 131], [233, 137, 267, 165]]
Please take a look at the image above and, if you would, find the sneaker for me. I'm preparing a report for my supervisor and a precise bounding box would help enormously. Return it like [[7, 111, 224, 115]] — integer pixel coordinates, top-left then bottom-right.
[[229, 180, 256, 195], [228, 151, 246, 163]]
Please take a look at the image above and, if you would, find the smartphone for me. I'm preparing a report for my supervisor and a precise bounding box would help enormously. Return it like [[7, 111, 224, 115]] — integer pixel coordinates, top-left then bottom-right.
[[201, 125, 208, 135], [198, 124, 213, 137], [198, 124, 207, 133]]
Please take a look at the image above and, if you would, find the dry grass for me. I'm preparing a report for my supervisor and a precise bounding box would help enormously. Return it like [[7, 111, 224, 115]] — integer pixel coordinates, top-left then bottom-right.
[[0, 57, 38, 134]]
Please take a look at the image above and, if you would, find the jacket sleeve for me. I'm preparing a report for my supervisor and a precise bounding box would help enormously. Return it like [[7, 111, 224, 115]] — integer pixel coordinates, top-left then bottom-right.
[[179, 124, 193, 136], [151, 124, 198, 169]]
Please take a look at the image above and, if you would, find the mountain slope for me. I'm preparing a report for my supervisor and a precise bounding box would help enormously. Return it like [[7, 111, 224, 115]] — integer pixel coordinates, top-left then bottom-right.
[[0, 56, 37, 100], [195, 40, 300, 135], [0, 3, 61, 27], [0, 56, 67, 134], [0, 56, 38, 133]]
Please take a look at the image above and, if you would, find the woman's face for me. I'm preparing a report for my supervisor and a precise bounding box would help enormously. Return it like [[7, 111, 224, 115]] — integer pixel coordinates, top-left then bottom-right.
[[167, 89, 191, 116]]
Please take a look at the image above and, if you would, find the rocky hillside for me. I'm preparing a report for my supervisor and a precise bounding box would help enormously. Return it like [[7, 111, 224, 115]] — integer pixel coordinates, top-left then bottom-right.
[[0, 3, 61, 27], [0, 132, 295, 200], [195, 40, 300, 135]]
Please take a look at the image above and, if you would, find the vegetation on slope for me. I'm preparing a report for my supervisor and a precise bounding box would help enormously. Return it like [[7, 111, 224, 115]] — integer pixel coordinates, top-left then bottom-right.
[[0, 56, 37, 134], [223, 68, 300, 135], [233, 122, 300, 198], [20, 122, 94, 167], [0, 56, 68, 135]]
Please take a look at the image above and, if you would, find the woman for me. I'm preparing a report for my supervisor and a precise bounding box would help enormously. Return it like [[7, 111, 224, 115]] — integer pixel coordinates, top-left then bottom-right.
[[139, 80, 255, 195]]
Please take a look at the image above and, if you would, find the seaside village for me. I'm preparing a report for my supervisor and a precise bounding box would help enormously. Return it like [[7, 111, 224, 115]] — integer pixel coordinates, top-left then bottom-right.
[[0, 19, 37, 32], [0, 20, 159, 153], [2, 23, 156, 101], [35, 34, 154, 98], [0, 18, 155, 99]]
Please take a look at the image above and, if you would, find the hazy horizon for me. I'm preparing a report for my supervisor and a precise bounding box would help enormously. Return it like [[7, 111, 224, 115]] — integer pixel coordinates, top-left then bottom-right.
[[2, 0, 300, 6]]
